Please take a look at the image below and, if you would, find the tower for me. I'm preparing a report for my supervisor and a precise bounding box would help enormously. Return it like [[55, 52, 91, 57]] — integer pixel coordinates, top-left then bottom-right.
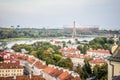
[[72, 21, 77, 38]]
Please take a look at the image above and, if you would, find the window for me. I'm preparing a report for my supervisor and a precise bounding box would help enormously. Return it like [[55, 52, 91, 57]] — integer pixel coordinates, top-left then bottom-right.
[[8, 70, 10, 72]]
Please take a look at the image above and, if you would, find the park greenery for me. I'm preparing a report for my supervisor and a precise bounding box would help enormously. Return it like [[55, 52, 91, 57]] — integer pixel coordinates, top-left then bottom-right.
[[0, 56, 4, 62], [77, 37, 114, 54], [12, 42, 73, 70], [74, 59, 108, 80]]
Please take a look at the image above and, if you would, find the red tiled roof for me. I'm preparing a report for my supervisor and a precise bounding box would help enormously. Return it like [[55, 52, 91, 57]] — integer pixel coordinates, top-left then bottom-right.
[[0, 76, 46, 80], [50, 68, 63, 77], [58, 71, 69, 80], [43, 66, 79, 80], [43, 66, 55, 74], [62, 74, 80, 80], [16, 75, 45, 80], [63, 53, 91, 59], [27, 58, 36, 64], [60, 48, 80, 53], [12, 53, 29, 60], [0, 77, 13, 80], [0, 62, 23, 69], [87, 49, 110, 54], [89, 58, 106, 64], [34, 61, 47, 69], [0, 51, 15, 60], [64, 53, 80, 58]]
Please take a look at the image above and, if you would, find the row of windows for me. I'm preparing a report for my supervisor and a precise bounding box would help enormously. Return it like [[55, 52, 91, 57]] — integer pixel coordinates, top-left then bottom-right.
[[0, 73, 23, 76], [0, 69, 23, 73]]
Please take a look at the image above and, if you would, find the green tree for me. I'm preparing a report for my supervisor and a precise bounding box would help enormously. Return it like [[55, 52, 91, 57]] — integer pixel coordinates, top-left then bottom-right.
[[74, 64, 86, 80], [75, 39, 80, 44], [67, 40, 71, 44], [56, 58, 73, 70], [53, 54, 62, 63], [0, 41, 7, 50], [41, 52, 55, 65], [30, 51, 37, 57], [77, 45, 89, 54], [62, 41, 66, 48], [0, 56, 3, 62], [93, 64, 108, 80], [83, 59, 92, 75]]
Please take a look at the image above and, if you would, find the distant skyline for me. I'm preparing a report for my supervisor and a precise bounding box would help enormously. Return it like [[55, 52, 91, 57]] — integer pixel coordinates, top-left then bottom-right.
[[0, 0, 120, 30]]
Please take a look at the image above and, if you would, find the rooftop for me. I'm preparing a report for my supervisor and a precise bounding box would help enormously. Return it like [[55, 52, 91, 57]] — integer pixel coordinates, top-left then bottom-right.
[[0, 62, 23, 69], [89, 58, 106, 65], [87, 49, 110, 54], [9, 52, 80, 80], [58, 71, 69, 80], [0, 75, 45, 80]]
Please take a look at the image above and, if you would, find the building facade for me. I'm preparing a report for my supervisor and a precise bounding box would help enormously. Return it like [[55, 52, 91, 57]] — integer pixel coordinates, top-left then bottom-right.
[[108, 46, 120, 80], [0, 63, 23, 77]]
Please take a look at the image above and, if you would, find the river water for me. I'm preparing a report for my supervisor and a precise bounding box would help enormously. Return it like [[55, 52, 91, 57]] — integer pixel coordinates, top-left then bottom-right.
[[6, 37, 95, 49]]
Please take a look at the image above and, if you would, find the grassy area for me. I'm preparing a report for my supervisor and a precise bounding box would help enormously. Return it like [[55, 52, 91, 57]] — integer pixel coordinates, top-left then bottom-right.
[[0, 37, 62, 42], [0, 38, 36, 42]]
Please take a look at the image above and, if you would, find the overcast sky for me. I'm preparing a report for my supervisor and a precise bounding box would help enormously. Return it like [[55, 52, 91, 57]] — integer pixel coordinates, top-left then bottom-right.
[[0, 0, 120, 29]]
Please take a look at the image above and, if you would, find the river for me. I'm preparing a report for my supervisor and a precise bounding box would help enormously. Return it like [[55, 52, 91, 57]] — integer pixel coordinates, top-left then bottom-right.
[[6, 37, 95, 49]]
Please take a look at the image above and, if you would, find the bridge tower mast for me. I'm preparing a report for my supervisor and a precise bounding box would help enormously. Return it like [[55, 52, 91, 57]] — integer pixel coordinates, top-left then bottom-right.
[[72, 21, 77, 38]]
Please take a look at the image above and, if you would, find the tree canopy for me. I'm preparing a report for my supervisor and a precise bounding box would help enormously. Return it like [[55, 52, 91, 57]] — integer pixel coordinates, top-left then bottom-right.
[[12, 42, 73, 70]]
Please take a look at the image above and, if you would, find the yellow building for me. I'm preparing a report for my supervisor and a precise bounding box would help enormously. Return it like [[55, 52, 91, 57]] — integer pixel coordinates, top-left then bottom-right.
[[108, 45, 120, 80], [0, 63, 23, 77]]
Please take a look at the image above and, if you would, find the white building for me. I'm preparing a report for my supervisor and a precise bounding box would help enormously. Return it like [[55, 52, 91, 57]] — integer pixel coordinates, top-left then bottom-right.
[[87, 49, 111, 58]]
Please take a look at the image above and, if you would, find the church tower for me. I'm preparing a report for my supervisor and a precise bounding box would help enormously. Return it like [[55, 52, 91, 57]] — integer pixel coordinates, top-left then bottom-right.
[[108, 34, 120, 80], [111, 34, 118, 54]]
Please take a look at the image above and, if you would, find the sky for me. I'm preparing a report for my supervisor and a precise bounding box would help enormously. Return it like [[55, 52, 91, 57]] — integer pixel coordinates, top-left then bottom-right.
[[0, 0, 120, 29]]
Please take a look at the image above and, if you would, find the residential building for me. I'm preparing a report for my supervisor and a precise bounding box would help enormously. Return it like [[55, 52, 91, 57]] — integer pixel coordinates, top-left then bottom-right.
[[0, 51, 19, 63], [60, 48, 81, 56], [89, 58, 106, 68], [60, 47, 90, 67], [87, 49, 111, 58], [0, 75, 45, 80], [12, 52, 81, 80], [0, 63, 23, 77]]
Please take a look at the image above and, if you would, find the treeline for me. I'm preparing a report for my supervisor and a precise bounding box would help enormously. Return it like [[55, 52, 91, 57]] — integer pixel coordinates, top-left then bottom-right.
[[0, 28, 63, 39], [0, 27, 120, 39], [12, 42, 73, 70], [89, 37, 114, 49]]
